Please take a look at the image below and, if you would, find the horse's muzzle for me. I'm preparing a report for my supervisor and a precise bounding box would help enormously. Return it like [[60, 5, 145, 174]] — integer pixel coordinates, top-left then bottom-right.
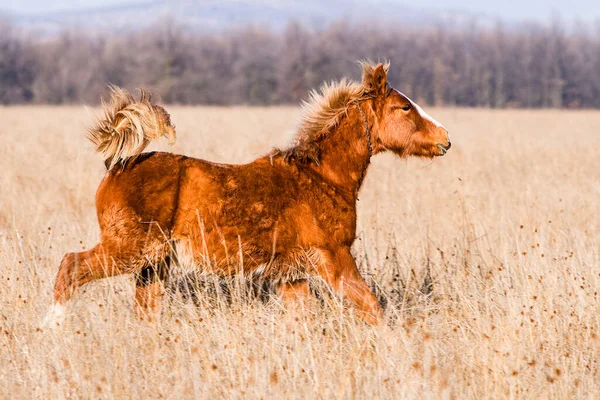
[[437, 142, 451, 156]]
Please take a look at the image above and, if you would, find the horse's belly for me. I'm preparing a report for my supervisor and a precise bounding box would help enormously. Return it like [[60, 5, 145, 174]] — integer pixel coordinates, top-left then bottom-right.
[[175, 237, 323, 283], [249, 247, 324, 282]]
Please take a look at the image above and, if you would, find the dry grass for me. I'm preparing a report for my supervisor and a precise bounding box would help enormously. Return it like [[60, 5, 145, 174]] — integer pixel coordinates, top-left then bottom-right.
[[0, 105, 599, 398]]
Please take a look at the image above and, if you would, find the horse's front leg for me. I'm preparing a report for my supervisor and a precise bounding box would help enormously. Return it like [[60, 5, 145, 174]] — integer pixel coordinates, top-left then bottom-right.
[[278, 279, 310, 305], [316, 246, 383, 325]]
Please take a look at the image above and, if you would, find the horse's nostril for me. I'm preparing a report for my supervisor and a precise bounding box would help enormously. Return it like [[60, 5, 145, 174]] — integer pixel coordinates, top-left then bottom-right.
[[446, 141, 452, 150]]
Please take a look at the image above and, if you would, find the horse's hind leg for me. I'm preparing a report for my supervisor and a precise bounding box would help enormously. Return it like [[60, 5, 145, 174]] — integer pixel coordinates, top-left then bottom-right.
[[45, 242, 125, 327], [45, 235, 167, 327], [134, 256, 171, 321], [53, 243, 122, 305]]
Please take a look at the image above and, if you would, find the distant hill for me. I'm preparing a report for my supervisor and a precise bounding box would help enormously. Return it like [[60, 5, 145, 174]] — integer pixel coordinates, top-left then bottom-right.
[[5, 0, 502, 35]]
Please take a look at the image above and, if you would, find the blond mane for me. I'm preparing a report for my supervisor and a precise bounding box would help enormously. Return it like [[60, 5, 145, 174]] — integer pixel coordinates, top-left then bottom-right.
[[277, 61, 390, 163]]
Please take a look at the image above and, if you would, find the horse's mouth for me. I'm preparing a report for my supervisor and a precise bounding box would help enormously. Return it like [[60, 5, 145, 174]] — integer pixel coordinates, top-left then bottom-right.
[[437, 142, 451, 156]]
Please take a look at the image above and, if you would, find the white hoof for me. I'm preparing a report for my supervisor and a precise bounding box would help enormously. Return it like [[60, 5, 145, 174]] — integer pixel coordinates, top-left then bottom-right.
[[41, 303, 66, 329]]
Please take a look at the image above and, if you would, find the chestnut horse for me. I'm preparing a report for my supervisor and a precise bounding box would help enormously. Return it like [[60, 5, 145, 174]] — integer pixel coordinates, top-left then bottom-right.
[[45, 62, 450, 326]]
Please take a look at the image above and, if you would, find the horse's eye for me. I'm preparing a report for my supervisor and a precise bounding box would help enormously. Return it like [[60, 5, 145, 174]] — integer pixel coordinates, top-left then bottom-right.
[[401, 103, 412, 111]]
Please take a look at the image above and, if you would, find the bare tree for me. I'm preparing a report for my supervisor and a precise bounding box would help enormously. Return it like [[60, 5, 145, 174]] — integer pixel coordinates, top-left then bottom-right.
[[0, 20, 36, 104], [1, 17, 600, 108]]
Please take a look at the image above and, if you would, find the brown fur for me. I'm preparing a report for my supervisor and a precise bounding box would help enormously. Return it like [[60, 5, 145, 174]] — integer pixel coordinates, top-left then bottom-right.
[[52, 62, 451, 325], [276, 61, 390, 163]]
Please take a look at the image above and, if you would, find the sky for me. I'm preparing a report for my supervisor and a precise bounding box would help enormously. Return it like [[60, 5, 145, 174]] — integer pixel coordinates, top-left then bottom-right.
[[0, 0, 599, 22]]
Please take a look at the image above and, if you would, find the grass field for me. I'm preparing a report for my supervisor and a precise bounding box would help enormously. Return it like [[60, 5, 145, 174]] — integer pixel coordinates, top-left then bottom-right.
[[0, 105, 599, 398]]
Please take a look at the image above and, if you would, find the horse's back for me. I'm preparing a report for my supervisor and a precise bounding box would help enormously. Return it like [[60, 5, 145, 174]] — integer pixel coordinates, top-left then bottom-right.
[[172, 155, 300, 239]]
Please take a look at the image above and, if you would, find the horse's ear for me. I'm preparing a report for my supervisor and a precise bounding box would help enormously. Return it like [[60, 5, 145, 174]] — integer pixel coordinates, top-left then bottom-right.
[[362, 62, 389, 95], [372, 63, 388, 95]]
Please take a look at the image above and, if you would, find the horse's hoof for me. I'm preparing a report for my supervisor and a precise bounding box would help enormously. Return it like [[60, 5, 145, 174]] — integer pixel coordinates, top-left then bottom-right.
[[40, 303, 66, 329]]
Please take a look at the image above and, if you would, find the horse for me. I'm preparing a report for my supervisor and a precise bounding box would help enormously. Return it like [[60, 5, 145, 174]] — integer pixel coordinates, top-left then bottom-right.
[[44, 61, 450, 327]]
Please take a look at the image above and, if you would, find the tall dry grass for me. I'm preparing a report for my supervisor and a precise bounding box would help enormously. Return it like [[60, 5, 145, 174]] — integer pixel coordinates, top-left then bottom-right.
[[0, 105, 598, 398]]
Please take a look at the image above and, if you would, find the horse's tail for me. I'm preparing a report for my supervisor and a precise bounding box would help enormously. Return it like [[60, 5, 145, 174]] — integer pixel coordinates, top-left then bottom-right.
[[87, 85, 176, 170]]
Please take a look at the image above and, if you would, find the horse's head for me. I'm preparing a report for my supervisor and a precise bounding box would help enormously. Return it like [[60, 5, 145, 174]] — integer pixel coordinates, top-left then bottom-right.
[[363, 63, 451, 158]]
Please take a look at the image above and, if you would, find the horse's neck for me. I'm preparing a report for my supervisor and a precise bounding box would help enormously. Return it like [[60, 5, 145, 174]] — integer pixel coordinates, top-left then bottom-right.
[[312, 110, 371, 197]]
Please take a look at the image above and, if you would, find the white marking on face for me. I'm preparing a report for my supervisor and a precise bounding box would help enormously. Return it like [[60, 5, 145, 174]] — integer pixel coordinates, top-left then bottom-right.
[[396, 90, 445, 129]]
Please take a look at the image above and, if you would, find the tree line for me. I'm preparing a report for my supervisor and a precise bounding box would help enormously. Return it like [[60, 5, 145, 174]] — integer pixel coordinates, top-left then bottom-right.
[[2, 18, 600, 108]]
